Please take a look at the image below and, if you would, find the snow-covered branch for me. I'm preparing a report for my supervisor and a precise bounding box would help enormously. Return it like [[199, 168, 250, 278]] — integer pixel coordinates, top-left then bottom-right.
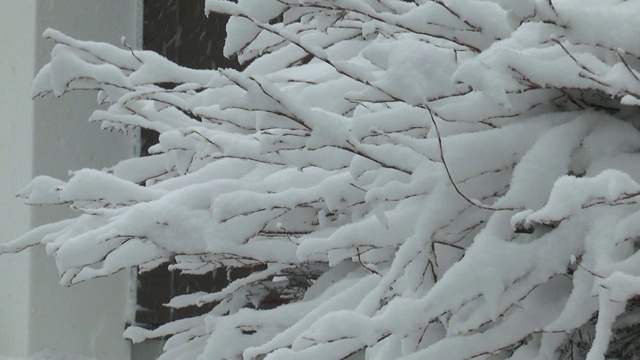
[[5, 0, 640, 358]]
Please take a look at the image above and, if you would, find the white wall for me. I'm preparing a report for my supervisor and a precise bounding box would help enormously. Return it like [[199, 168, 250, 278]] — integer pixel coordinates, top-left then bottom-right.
[[0, 0, 139, 359], [0, 1, 37, 357]]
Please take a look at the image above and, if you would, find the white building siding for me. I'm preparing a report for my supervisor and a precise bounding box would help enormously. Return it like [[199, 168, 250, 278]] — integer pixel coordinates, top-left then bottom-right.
[[0, 1, 139, 358]]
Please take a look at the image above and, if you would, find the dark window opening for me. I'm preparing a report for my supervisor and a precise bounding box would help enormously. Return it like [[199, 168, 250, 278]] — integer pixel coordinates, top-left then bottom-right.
[[135, 0, 242, 331]]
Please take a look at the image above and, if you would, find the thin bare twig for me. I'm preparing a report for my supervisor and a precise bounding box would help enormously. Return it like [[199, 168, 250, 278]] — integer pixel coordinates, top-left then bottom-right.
[[426, 106, 519, 212]]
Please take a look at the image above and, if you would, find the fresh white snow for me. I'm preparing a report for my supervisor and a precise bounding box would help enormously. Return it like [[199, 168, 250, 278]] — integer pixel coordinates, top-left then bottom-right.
[[5, 0, 640, 359]]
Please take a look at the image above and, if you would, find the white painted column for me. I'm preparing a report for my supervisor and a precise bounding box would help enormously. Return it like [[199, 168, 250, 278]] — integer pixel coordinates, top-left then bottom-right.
[[0, 1, 140, 359], [0, 1, 37, 357]]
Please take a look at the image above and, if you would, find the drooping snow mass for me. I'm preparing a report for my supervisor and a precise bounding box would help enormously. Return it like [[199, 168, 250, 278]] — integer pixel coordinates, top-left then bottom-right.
[[5, 0, 640, 358]]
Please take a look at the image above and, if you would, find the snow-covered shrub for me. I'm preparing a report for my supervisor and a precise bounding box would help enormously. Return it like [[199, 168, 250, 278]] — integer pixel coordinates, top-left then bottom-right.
[[5, 0, 640, 358]]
